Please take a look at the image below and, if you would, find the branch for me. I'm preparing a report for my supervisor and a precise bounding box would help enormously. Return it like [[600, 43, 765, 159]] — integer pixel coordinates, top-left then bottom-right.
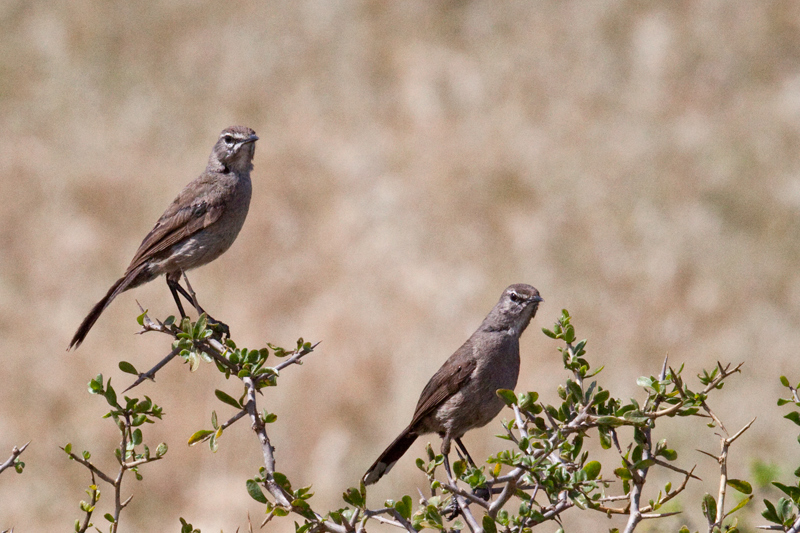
[[124, 346, 181, 392], [0, 442, 29, 475], [388, 509, 419, 533], [196, 410, 248, 444], [61, 448, 116, 485], [77, 472, 100, 533], [273, 341, 321, 372], [440, 481, 491, 510], [242, 376, 291, 508], [441, 456, 480, 533], [712, 418, 756, 530]]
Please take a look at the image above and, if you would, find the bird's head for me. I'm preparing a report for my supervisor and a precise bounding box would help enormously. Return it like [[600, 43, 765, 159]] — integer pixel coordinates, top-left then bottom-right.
[[210, 126, 259, 173], [488, 284, 543, 335]]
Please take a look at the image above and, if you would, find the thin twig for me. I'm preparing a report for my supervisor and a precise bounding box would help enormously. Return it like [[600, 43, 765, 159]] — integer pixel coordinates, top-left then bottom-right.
[[440, 481, 491, 510], [0, 442, 29, 475], [76, 471, 100, 533], [124, 346, 181, 392], [388, 509, 418, 533], [61, 448, 116, 485], [196, 410, 248, 444]]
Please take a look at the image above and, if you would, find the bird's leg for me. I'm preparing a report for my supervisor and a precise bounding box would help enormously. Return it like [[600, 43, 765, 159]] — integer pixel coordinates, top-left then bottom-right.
[[166, 277, 187, 319], [455, 438, 490, 502], [178, 272, 230, 339], [454, 438, 477, 468], [441, 438, 463, 520]]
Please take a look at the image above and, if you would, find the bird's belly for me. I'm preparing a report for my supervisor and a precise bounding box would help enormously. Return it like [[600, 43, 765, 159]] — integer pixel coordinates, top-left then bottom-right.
[[154, 231, 232, 274]]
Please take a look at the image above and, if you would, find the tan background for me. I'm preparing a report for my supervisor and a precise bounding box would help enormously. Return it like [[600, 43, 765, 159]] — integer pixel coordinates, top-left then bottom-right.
[[2, 1, 800, 531]]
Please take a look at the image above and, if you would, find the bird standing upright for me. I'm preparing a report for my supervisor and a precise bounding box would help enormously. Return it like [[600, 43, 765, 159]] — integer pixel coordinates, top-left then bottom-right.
[[68, 126, 259, 350], [363, 284, 543, 485]]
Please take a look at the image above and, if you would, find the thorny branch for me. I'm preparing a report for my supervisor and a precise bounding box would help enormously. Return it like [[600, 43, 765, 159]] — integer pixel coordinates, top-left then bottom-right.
[[0, 442, 29, 475], [65, 410, 162, 533]]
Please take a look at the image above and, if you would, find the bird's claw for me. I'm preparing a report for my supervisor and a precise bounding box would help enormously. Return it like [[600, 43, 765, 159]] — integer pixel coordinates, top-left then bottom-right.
[[206, 316, 231, 341]]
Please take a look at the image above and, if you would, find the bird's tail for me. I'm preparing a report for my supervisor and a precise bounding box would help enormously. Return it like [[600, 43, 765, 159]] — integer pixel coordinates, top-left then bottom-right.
[[363, 426, 418, 485], [68, 266, 144, 350]]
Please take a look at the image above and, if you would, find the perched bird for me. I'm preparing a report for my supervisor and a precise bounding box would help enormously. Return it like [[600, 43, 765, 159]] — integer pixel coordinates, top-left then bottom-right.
[[68, 126, 259, 350], [363, 284, 543, 485]]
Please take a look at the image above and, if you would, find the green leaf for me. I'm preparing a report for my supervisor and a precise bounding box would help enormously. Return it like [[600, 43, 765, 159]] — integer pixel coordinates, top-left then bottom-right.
[[453, 459, 467, 478], [762, 498, 779, 524], [614, 467, 632, 480], [187, 430, 214, 446], [394, 495, 413, 520], [118, 361, 138, 375], [496, 389, 517, 406], [598, 428, 612, 449], [593, 389, 610, 405], [582, 461, 601, 480], [104, 384, 117, 407], [785, 412, 800, 426], [64, 443, 72, 454], [482, 515, 497, 533], [728, 479, 752, 495], [343, 486, 365, 508], [781, 376, 791, 387], [564, 324, 575, 343], [518, 391, 538, 410], [728, 494, 753, 515], [773, 482, 800, 502], [632, 458, 655, 471], [541, 328, 557, 339], [778, 497, 794, 524], [88, 374, 104, 394], [104, 513, 115, 523], [246, 479, 268, 503], [156, 442, 168, 457], [658, 448, 678, 461], [702, 493, 717, 524]]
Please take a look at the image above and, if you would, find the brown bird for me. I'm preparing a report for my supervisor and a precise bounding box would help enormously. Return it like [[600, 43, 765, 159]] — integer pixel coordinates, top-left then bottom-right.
[[68, 126, 259, 350], [363, 284, 542, 485]]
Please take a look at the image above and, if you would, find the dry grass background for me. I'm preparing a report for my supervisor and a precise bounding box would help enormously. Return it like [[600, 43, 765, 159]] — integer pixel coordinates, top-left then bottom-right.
[[2, 1, 800, 531]]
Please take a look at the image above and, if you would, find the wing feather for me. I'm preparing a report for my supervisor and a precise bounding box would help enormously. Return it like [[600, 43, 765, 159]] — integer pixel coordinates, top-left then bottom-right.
[[409, 341, 477, 428], [124, 175, 226, 273]]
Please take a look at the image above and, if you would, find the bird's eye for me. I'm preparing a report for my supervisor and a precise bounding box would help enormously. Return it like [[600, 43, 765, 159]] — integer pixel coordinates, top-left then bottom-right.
[[223, 135, 234, 144], [509, 292, 522, 303]]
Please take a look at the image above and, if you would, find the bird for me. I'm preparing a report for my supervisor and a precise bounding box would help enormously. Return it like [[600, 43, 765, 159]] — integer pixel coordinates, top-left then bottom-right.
[[363, 284, 543, 485], [68, 125, 259, 350]]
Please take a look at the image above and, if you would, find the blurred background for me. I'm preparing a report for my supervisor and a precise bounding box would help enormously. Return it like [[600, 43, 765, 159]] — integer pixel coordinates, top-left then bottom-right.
[[2, 1, 800, 531]]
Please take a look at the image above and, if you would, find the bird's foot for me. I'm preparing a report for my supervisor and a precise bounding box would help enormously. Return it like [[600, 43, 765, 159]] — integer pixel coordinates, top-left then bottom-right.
[[444, 499, 459, 521], [205, 315, 231, 341], [473, 485, 491, 501], [443, 483, 491, 520]]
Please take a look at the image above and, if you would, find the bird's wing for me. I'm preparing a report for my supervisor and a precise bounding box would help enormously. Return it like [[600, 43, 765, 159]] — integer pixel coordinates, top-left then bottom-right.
[[126, 174, 226, 272], [409, 341, 477, 427]]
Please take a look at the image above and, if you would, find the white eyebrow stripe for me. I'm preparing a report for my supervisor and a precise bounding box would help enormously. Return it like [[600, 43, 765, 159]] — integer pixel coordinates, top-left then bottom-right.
[[220, 132, 248, 142]]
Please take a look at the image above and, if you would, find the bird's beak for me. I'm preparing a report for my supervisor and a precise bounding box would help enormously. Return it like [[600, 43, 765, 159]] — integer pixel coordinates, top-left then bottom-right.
[[532, 295, 544, 303], [242, 134, 259, 145]]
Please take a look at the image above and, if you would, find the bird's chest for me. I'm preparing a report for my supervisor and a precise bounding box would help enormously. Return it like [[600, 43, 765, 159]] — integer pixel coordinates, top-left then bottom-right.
[[435, 335, 520, 433]]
